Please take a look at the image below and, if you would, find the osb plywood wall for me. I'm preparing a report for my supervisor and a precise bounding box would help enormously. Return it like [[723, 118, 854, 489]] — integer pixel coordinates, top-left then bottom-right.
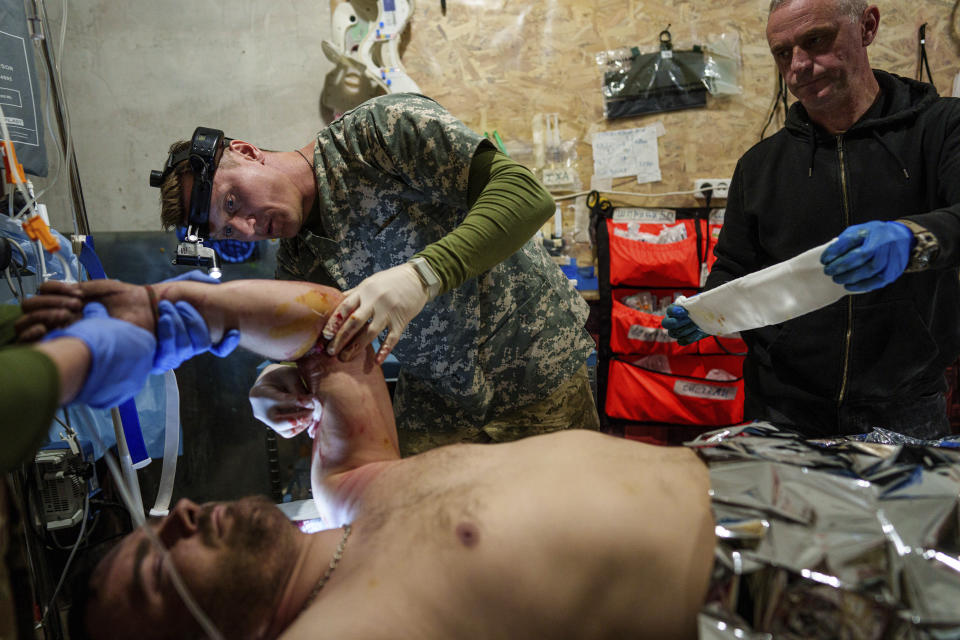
[[377, 0, 960, 208]]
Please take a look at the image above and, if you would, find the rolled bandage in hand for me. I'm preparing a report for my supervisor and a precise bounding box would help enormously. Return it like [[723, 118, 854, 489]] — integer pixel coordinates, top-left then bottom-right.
[[679, 241, 863, 335]]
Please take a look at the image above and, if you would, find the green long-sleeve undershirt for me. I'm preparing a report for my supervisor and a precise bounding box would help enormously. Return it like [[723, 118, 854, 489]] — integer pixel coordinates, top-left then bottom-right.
[[0, 305, 60, 473], [414, 146, 555, 295]]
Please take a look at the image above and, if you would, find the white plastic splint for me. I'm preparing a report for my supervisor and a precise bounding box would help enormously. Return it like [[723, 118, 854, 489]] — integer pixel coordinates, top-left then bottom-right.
[[321, 0, 420, 119], [678, 240, 864, 336]]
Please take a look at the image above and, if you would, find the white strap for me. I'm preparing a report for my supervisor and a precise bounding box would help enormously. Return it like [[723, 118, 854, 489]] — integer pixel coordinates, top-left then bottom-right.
[[149, 369, 181, 518], [111, 407, 144, 519]]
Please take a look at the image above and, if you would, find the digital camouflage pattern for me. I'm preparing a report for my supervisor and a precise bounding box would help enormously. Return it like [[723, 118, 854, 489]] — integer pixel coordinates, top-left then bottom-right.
[[395, 365, 600, 456], [276, 93, 594, 433]]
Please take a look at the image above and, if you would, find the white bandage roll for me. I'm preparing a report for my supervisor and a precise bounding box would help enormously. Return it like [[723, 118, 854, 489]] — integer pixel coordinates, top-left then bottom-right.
[[678, 240, 861, 335]]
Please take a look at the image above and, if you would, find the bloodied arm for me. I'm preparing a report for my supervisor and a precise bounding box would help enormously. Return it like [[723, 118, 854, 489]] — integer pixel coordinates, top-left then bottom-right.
[[150, 279, 343, 360], [17, 279, 344, 362]]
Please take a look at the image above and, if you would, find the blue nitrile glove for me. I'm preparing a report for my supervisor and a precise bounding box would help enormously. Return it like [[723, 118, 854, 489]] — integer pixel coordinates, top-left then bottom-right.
[[661, 304, 709, 345], [44, 302, 157, 409], [152, 299, 240, 373], [820, 221, 914, 292]]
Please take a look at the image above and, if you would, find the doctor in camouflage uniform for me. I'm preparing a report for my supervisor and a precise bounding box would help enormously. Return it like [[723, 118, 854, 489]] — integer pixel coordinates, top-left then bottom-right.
[[156, 93, 598, 454]]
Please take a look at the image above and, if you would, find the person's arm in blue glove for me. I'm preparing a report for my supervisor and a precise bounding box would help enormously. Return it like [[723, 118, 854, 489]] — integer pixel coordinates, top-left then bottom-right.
[[43, 302, 157, 409], [153, 300, 240, 373], [151, 270, 241, 372], [820, 221, 915, 292], [661, 304, 710, 346]]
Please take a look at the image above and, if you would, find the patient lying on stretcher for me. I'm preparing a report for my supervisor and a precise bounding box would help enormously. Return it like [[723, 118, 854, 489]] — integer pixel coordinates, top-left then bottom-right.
[[20, 277, 715, 640]]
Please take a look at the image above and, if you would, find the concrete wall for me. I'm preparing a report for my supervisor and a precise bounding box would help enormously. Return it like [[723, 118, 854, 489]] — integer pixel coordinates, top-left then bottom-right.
[[29, 0, 333, 233]]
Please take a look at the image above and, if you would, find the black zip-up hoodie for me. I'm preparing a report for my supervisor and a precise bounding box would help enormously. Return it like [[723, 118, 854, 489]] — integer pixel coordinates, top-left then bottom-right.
[[707, 70, 960, 436]]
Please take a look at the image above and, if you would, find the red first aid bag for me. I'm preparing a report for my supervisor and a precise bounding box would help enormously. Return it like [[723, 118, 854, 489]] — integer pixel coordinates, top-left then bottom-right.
[[607, 218, 704, 288], [610, 289, 699, 356], [605, 354, 744, 425]]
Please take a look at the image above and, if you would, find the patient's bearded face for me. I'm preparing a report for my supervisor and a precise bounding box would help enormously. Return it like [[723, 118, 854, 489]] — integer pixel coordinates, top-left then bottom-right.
[[87, 496, 298, 639]]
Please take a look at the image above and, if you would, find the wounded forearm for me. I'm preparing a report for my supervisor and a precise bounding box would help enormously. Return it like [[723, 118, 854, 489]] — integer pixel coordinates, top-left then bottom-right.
[[415, 149, 555, 293], [152, 279, 343, 360]]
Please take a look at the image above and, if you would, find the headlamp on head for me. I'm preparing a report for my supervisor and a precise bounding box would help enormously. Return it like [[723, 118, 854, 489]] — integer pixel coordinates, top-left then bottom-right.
[[150, 126, 230, 276]]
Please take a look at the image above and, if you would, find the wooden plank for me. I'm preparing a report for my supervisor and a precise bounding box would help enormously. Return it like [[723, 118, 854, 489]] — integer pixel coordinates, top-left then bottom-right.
[[332, 0, 960, 209]]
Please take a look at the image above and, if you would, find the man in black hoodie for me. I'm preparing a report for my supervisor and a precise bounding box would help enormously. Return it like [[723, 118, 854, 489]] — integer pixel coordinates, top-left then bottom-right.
[[665, 0, 960, 439]]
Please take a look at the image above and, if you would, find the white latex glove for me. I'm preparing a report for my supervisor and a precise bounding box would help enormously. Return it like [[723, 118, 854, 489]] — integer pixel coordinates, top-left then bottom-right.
[[321, 262, 429, 365], [248, 363, 323, 439]]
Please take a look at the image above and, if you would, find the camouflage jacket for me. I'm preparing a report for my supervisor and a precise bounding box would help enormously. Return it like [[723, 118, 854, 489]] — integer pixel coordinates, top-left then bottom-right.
[[277, 93, 593, 427]]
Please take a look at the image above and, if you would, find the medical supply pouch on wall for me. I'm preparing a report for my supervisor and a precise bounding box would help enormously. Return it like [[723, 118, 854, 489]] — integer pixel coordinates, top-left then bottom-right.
[[0, 0, 48, 176], [592, 194, 745, 432], [611, 288, 699, 356], [605, 354, 744, 425], [606, 215, 704, 287], [599, 29, 708, 120]]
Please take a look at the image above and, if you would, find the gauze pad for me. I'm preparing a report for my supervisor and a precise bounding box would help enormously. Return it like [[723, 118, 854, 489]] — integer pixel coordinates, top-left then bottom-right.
[[678, 240, 862, 335]]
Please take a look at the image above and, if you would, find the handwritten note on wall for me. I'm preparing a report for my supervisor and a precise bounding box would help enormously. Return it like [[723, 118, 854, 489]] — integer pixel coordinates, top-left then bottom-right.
[[591, 123, 665, 184]]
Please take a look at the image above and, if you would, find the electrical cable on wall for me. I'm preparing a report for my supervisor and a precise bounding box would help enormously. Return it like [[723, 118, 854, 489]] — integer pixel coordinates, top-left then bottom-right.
[[760, 74, 788, 140], [554, 184, 719, 202], [917, 23, 934, 86], [951, 0, 960, 48]]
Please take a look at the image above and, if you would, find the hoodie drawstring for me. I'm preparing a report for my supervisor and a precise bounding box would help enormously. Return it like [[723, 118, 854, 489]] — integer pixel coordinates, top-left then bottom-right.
[[805, 129, 910, 180], [871, 130, 911, 179], [807, 131, 817, 178]]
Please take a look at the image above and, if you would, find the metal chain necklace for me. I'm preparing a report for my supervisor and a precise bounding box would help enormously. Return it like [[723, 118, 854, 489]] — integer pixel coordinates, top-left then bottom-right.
[[302, 523, 352, 612]]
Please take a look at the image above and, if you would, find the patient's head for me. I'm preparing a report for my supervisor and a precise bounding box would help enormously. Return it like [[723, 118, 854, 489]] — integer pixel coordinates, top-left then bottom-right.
[[75, 496, 299, 640]]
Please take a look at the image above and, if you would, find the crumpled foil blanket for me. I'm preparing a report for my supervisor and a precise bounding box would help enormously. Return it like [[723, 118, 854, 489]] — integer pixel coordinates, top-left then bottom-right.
[[690, 423, 960, 640]]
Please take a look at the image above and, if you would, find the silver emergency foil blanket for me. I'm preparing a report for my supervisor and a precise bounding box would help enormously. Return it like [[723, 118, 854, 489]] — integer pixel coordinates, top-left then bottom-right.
[[689, 423, 960, 639]]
